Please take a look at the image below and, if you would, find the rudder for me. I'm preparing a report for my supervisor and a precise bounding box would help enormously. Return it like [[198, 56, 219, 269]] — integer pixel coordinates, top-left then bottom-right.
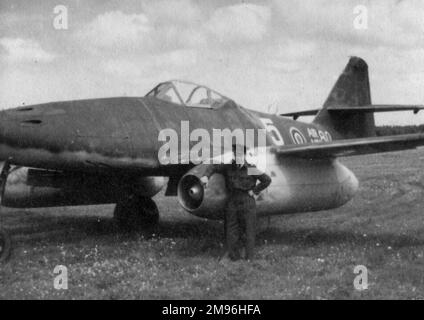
[[313, 57, 376, 138]]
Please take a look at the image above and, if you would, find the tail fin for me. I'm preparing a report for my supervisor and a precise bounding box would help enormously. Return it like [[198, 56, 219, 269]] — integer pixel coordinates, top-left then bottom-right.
[[313, 57, 376, 138]]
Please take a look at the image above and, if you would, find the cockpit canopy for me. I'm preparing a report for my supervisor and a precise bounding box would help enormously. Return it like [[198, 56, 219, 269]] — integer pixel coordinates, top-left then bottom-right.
[[146, 80, 229, 108]]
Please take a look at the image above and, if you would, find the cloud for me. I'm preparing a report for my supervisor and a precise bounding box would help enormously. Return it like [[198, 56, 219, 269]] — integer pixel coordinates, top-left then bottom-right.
[[102, 49, 198, 78], [142, 0, 203, 25], [76, 7, 206, 54], [272, 0, 424, 48], [0, 38, 55, 63], [206, 4, 271, 43], [76, 11, 151, 49], [262, 40, 317, 72], [77, 3, 271, 55], [2, 0, 423, 126]]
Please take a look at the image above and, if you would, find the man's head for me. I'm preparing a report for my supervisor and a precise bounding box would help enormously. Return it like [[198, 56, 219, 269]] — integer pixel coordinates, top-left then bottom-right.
[[232, 144, 247, 165]]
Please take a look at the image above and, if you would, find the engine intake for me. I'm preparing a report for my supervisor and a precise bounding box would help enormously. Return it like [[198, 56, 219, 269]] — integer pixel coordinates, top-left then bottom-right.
[[177, 164, 228, 220]]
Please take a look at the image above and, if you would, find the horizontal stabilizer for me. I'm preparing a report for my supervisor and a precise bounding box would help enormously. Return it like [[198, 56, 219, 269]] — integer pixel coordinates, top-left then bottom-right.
[[271, 133, 424, 158], [280, 109, 320, 120], [280, 104, 424, 120]]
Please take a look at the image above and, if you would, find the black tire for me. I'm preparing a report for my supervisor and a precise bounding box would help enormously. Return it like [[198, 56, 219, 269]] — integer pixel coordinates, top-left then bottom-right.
[[0, 229, 11, 263], [114, 196, 159, 231]]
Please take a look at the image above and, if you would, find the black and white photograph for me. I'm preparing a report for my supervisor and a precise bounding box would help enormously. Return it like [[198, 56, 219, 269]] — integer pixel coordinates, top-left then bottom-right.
[[0, 0, 424, 303]]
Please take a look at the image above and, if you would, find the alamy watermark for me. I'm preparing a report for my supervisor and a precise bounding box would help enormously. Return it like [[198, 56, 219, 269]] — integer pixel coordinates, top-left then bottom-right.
[[53, 265, 68, 290], [353, 265, 368, 291], [353, 5, 368, 30], [53, 5, 68, 30], [157, 121, 268, 174]]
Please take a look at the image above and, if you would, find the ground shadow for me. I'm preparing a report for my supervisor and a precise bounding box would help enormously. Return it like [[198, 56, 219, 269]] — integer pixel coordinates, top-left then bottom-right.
[[3, 209, 423, 260], [3, 211, 223, 248]]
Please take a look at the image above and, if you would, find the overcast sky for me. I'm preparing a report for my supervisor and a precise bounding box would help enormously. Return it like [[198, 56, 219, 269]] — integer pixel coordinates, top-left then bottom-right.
[[1, 0, 424, 125]]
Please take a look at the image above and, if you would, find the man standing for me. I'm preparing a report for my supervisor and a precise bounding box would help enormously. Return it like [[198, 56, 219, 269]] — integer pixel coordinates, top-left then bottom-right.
[[200, 145, 271, 260]]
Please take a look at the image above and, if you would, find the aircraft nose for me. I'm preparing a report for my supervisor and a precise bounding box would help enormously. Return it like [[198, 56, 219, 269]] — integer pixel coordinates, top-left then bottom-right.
[[0, 106, 48, 161]]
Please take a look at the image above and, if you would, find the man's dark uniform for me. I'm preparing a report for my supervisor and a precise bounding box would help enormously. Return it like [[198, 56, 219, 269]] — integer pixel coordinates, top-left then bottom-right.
[[204, 162, 271, 260]]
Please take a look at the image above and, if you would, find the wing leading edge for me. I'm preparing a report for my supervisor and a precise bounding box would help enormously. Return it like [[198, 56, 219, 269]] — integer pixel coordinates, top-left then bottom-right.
[[271, 133, 424, 158], [281, 105, 424, 120]]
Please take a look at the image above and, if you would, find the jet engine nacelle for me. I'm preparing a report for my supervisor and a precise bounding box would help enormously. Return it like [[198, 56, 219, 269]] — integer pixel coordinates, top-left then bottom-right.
[[177, 164, 228, 220], [1, 165, 165, 208], [177, 157, 359, 220]]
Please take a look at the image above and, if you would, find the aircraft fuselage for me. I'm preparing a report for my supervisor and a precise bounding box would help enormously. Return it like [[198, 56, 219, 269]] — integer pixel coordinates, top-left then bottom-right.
[[0, 96, 358, 216]]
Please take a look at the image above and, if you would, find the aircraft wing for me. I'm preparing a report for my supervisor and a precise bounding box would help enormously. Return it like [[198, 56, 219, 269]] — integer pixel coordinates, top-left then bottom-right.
[[271, 133, 424, 158], [280, 104, 424, 119], [327, 104, 424, 113]]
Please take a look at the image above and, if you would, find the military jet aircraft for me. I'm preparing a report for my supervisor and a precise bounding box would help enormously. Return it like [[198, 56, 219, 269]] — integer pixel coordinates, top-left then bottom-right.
[[0, 56, 423, 261]]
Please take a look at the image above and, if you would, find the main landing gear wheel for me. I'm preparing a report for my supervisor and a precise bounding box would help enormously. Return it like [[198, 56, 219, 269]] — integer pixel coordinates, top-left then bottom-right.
[[0, 228, 11, 263], [114, 196, 159, 231]]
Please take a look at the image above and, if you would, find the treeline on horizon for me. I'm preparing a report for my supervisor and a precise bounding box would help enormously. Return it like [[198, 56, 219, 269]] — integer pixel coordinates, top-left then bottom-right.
[[376, 125, 424, 136]]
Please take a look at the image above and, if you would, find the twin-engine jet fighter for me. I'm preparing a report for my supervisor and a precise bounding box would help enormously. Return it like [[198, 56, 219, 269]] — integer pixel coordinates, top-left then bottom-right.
[[0, 57, 424, 261]]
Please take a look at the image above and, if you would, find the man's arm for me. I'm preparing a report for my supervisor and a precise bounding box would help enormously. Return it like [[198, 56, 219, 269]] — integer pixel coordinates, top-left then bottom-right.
[[200, 164, 226, 185], [203, 164, 226, 178], [252, 172, 272, 195]]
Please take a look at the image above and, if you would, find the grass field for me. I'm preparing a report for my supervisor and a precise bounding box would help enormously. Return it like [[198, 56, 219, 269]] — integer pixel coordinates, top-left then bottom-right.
[[1, 150, 424, 299]]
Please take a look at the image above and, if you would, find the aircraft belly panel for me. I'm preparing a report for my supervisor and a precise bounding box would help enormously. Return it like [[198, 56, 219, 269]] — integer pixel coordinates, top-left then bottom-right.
[[1, 166, 165, 208]]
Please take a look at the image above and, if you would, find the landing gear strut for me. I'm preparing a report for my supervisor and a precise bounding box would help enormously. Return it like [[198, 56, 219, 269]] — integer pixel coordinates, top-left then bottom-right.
[[114, 196, 159, 231], [0, 160, 11, 263]]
